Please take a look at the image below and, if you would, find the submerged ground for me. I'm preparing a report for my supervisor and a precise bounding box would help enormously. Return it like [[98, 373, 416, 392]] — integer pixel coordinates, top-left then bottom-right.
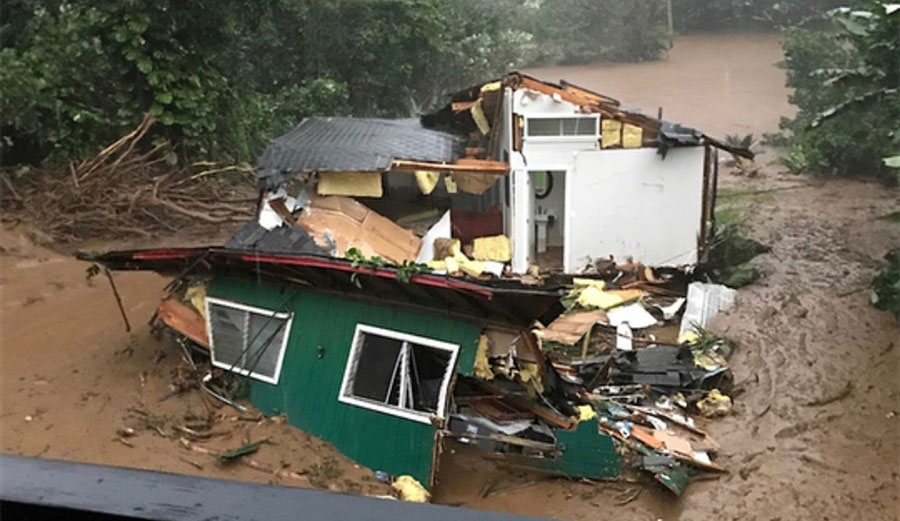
[[2, 33, 898, 520]]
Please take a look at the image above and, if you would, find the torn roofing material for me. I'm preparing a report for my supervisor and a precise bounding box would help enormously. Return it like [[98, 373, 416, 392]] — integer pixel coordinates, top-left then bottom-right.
[[257, 117, 465, 189], [226, 221, 326, 256]]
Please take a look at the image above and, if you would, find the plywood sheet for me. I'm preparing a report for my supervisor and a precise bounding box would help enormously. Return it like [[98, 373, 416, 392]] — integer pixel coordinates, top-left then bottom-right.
[[540, 311, 606, 345]]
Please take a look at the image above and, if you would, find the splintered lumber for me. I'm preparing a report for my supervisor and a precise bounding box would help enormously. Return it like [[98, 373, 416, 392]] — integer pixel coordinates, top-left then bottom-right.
[[476, 381, 575, 430], [157, 299, 210, 348]]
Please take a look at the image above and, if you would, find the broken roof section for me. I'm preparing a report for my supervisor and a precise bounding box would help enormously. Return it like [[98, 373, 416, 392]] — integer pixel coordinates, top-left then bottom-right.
[[257, 117, 466, 189], [424, 71, 754, 159]]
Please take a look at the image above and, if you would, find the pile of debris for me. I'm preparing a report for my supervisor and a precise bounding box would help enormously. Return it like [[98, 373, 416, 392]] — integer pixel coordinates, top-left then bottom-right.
[[469, 275, 739, 495]]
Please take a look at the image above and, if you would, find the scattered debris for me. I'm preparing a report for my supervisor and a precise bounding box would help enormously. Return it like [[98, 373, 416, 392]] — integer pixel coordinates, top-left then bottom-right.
[[393, 475, 431, 503], [215, 439, 267, 462], [3, 115, 255, 242]]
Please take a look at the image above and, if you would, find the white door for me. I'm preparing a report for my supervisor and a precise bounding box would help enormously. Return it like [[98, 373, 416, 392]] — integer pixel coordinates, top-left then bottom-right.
[[509, 168, 533, 273]]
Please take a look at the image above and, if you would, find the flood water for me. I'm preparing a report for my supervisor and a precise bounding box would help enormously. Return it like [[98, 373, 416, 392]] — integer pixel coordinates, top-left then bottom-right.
[[526, 32, 794, 138]]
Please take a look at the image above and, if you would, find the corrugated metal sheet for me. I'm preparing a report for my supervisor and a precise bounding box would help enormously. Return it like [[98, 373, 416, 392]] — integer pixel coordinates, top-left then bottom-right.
[[258, 118, 465, 189], [207, 276, 480, 484]]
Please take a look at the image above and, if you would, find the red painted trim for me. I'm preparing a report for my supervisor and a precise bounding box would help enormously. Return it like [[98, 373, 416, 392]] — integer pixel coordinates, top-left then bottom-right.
[[132, 249, 201, 260], [115, 248, 496, 299]]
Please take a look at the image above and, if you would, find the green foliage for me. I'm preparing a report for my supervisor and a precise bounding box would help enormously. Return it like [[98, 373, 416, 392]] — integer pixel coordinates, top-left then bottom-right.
[[871, 248, 900, 318], [705, 223, 770, 288], [0, 0, 532, 165], [672, 0, 845, 31], [778, 3, 900, 185], [527, 0, 671, 64], [345, 247, 431, 286], [1, 0, 675, 166]]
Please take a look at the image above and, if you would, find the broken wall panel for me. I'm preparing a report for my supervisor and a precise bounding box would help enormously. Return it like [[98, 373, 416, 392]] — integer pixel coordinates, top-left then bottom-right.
[[298, 195, 422, 264]]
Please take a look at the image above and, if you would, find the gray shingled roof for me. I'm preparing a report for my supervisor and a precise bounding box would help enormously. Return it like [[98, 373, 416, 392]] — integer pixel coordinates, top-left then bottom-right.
[[225, 221, 325, 256], [257, 117, 464, 188]]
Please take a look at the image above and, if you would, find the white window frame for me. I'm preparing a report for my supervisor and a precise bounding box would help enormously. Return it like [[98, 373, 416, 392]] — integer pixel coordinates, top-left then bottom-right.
[[524, 113, 600, 142], [204, 296, 293, 385], [338, 324, 460, 425]]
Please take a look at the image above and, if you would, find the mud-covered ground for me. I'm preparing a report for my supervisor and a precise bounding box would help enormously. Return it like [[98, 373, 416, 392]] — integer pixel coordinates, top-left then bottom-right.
[[2, 33, 899, 520]]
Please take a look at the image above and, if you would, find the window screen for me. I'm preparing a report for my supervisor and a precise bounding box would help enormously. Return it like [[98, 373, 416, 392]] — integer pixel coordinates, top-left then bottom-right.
[[339, 325, 458, 423], [207, 298, 291, 384], [527, 117, 598, 137]]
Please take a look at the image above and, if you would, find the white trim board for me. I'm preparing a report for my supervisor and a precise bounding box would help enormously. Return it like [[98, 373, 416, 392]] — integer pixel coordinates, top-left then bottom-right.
[[204, 296, 293, 385], [338, 323, 460, 425]]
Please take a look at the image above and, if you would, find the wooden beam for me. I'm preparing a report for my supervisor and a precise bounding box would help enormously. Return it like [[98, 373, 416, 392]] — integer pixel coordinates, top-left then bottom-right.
[[390, 158, 509, 175], [451, 100, 477, 112]]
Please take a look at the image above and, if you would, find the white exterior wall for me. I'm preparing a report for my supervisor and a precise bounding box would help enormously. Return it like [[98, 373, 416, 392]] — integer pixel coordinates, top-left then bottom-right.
[[564, 147, 705, 270], [506, 87, 706, 272]]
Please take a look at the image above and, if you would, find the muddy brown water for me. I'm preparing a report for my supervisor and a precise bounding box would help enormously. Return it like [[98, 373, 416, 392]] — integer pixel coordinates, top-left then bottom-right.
[[2, 33, 899, 520], [526, 32, 794, 138]]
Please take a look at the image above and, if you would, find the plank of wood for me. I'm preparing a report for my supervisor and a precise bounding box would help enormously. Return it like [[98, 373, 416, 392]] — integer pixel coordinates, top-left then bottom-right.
[[390, 159, 509, 175]]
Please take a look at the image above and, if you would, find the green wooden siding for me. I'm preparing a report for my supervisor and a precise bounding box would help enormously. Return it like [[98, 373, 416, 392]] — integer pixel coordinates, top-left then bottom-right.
[[207, 276, 481, 485]]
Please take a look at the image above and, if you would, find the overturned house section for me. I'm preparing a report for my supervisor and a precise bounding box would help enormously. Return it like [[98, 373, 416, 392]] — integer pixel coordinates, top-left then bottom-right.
[[87, 243, 738, 496], [79, 72, 751, 496], [87, 247, 629, 487]]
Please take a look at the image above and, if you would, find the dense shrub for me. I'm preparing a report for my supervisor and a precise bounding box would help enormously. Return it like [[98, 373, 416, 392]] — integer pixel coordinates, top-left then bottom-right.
[[0, 0, 532, 165], [778, 2, 899, 185], [871, 248, 900, 319]]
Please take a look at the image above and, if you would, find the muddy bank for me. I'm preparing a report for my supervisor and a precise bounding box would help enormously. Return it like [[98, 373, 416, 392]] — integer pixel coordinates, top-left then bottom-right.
[[0, 228, 389, 496]]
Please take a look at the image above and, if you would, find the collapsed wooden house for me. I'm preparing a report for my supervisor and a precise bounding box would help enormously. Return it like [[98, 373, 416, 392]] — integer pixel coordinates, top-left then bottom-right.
[[88, 247, 621, 487], [81, 72, 744, 493]]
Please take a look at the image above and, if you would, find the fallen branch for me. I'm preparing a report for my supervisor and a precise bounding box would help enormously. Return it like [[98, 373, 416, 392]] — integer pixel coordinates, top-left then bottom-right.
[[2, 115, 255, 243]]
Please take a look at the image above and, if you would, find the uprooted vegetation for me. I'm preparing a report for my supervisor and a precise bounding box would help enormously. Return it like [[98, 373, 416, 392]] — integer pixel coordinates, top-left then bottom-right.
[[0, 116, 255, 243]]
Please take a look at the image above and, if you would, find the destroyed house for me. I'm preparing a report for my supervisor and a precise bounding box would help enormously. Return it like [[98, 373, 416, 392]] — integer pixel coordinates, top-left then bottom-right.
[[253, 72, 751, 275], [80, 72, 744, 494], [89, 247, 621, 487]]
